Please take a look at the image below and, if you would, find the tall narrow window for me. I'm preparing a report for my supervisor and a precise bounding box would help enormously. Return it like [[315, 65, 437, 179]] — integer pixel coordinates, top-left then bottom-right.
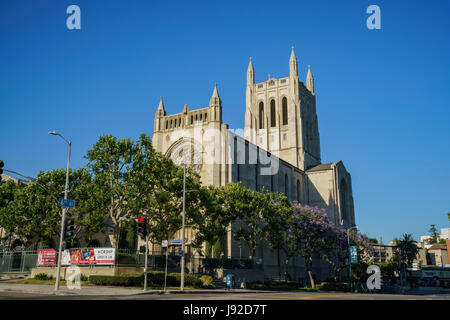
[[259, 102, 264, 129], [284, 174, 289, 199], [270, 100, 276, 127], [340, 179, 347, 221], [282, 97, 288, 125], [297, 180, 301, 202]]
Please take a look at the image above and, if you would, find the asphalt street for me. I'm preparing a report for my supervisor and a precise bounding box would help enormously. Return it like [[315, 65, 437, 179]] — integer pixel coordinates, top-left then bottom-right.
[[1, 290, 449, 300]]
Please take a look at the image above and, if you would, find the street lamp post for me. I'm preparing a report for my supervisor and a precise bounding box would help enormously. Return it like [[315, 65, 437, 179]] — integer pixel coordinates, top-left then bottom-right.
[[49, 131, 71, 291], [181, 159, 186, 291], [347, 225, 358, 293], [180, 149, 204, 291]]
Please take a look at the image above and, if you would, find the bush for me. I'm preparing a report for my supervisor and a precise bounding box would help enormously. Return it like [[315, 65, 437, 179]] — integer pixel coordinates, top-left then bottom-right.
[[316, 282, 350, 292], [80, 274, 89, 282], [246, 281, 302, 291], [89, 271, 204, 288], [167, 272, 203, 288], [200, 275, 214, 288], [34, 273, 52, 280], [89, 274, 143, 287]]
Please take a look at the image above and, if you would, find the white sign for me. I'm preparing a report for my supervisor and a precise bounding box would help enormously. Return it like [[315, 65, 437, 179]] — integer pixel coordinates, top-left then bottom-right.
[[162, 240, 168, 248]]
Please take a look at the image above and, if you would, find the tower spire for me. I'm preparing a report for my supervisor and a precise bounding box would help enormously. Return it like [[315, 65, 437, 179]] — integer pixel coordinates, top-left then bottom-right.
[[289, 46, 298, 77], [209, 83, 221, 107], [306, 65, 314, 94], [247, 57, 254, 85], [209, 83, 222, 122], [156, 96, 166, 115]]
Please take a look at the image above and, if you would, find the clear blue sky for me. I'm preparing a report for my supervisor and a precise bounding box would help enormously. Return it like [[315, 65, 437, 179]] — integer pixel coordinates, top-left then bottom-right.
[[1, 0, 449, 243]]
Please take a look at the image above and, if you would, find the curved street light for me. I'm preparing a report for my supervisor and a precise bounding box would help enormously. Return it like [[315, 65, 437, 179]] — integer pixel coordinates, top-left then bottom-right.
[[49, 131, 71, 291]]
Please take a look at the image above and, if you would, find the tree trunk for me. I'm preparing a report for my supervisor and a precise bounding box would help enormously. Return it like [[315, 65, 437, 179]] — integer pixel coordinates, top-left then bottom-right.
[[277, 249, 281, 278], [306, 256, 315, 288], [284, 257, 290, 282]]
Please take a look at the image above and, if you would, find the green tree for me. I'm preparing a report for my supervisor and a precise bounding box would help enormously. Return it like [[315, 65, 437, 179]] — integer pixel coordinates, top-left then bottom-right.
[[397, 233, 419, 269], [85, 134, 140, 250], [126, 134, 204, 249], [0, 168, 98, 248], [428, 224, 439, 244]]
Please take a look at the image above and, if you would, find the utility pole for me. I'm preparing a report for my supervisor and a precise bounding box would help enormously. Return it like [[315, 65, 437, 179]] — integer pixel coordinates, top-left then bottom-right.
[[49, 131, 71, 292], [143, 232, 149, 291], [180, 160, 186, 291]]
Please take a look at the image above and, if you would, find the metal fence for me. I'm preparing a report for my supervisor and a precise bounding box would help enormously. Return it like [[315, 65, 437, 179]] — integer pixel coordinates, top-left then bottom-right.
[[116, 249, 257, 276], [0, 248, 256, 275], [0, 251, 38, 274]]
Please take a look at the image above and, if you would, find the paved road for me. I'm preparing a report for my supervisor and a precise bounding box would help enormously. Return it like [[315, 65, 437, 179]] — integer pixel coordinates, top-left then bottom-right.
[[1, 290, 449, 300]]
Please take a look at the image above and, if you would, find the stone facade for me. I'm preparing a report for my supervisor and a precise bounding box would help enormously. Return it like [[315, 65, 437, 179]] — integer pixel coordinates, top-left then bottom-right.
[[151, 49, 356, 282]]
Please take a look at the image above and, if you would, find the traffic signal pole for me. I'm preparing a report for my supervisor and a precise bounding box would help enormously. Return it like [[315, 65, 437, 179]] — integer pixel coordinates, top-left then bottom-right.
[[144, 233, 149, 291]]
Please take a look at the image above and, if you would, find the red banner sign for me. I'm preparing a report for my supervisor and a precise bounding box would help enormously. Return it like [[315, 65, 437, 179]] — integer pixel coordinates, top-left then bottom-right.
[[37, 249, 57, 266]]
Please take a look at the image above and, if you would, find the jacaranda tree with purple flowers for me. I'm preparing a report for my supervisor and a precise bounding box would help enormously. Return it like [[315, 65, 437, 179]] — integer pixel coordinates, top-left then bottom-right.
[[290, 204, 340, 288], [320, 227, 372, 282]]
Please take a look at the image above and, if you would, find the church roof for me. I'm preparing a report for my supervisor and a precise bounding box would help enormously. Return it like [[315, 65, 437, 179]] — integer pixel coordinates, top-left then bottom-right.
[[428, 243, 447, 251], [307, 163, 333, 172]]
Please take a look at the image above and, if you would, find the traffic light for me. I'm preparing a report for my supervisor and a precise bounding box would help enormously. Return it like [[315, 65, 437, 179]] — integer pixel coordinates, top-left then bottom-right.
[[137, 215, 147, 237], [0, 160, 4, 182], [64, 218, 75, 240]]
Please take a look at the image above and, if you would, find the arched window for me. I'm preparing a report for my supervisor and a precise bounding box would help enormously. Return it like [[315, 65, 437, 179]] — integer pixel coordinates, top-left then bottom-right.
[[284, 174, 288, 198], [259, 102, 264, 129], [297, 180, 301, 202], [270, 100, 276, 127], [282, 97, 288, 125], [166, 120, 168, 129], [340, 179, 347, 221]]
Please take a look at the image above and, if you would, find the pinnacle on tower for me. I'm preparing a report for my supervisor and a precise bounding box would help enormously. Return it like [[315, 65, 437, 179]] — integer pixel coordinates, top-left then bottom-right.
[[210, 83, 221, 106], [156, 96, 166, 116], [247, 57, 254, 84], [306, 65, 314, 94], [289, 46, 298, 77]]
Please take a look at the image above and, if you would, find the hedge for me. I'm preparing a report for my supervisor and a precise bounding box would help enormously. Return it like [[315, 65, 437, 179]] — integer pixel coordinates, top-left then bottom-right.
[[316, 282, 350, 292], [89, 271, 205, 288], [89, 274, 144, 287], [247, 281, 303, 291]]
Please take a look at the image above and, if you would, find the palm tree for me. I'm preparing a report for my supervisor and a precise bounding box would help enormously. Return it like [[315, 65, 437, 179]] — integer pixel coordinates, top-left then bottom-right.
[[397, 233, 419, 267]]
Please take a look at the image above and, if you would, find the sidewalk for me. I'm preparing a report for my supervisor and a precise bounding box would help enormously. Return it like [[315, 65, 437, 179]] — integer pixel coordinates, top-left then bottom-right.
[[0, 282, 267, 296]]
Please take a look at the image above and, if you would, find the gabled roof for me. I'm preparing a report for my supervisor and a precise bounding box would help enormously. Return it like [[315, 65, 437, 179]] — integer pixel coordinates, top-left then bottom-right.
[[307, 163, 333, 172], [428, 243, 447, 251]]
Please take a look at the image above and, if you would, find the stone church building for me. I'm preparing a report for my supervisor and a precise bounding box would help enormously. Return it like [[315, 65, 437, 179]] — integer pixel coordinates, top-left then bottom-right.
[[151, 48, 356, 283]]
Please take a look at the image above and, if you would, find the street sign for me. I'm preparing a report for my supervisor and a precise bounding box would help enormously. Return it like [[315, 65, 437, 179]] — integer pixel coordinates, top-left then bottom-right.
[[350, 245, 358, 264], [162, 240, 168, 248], [170, 239, 182, 245], [58, 198, 75, 208]]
